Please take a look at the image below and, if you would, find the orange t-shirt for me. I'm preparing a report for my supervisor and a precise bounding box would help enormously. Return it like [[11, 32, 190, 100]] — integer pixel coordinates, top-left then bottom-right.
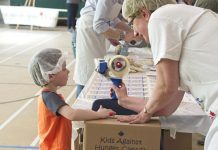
[[38, 90, 72, 150]]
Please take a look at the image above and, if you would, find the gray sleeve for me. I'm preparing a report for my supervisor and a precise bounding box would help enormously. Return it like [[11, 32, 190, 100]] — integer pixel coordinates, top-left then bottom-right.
[[42, 92, 68, 116], [93, 0, 121, 34]]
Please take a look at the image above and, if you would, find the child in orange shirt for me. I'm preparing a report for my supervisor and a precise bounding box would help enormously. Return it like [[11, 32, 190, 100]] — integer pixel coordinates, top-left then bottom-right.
[[28, 48, 115, 150]]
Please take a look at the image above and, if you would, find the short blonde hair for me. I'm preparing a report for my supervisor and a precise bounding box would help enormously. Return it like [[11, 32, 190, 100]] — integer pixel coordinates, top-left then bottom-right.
[[122, 0, 176, 20]]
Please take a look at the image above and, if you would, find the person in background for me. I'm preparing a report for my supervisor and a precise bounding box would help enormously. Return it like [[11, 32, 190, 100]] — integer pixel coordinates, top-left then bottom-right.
[[73, 0, 138, 98], [28, 48, 115, 150], [112, 0, 218, 150], [176, 0, 192, 4], [177, 0, 218, 14], [183, 0, 192, 4], [66, 0, 79, 59], [66, 0, 79, 32], [194, 0, 218, 13]]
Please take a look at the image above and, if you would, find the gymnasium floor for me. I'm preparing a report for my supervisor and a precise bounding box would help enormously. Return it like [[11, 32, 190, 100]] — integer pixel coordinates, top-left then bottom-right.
[[0, 25, 204, 150], [0, 25, 76, 149]]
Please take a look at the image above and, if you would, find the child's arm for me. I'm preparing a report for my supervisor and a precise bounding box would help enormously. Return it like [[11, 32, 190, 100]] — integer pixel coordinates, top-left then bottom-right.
[[58, 105, 115, 121]]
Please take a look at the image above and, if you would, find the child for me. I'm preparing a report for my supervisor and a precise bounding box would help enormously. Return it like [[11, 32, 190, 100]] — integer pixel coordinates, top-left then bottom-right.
[[28, 48, 115, 150]]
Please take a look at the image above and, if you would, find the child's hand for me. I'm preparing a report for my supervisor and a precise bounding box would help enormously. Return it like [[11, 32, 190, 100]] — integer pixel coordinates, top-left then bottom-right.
[[97, 105, 116, 118]]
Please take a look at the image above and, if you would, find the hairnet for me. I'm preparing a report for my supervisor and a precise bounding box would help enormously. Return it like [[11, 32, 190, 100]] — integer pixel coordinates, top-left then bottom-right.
[[122, 0, 176, 20], [28, 48, 67, 87]]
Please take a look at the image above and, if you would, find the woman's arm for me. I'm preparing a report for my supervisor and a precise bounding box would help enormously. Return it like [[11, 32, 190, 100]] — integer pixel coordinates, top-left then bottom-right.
[[93, 0, 135, 41], [145, 59, 184, 116], [112, 83, 147, 113], [115, 21, 132, 33], [117, 59, 184, 123]]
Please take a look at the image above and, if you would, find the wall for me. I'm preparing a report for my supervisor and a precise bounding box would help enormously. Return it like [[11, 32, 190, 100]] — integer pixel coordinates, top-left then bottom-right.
[[0, 0, 10, 24], [10, 0, 85, 18]]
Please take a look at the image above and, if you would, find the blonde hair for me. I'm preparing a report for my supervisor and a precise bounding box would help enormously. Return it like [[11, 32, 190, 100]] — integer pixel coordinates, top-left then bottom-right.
[[122, 0, 176, 20]]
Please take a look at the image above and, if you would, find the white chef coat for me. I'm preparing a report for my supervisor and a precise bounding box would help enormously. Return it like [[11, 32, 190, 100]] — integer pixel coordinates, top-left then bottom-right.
[[74, 0, 123, 85]]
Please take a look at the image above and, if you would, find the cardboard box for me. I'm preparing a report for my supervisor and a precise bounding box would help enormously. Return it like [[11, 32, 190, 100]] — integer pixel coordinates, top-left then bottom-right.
[[83, 119, 161, 150], [163, 130, 192, 150]]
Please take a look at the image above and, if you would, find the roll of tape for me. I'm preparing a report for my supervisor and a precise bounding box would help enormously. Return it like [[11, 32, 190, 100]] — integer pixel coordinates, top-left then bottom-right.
[[108, 55, 130, 78]]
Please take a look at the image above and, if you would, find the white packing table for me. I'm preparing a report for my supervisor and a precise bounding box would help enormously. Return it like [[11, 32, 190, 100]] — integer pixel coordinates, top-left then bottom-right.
[[71, 47, 212, 139]]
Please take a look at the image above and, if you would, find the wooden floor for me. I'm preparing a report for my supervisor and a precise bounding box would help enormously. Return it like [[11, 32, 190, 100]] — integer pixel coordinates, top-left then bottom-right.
[[0, 25, 76, 149], [0, 25, 205, 150]]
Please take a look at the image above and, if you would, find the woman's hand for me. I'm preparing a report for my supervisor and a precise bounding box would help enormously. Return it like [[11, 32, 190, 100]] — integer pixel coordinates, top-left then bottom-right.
[[116, 115, 136, 122], [129, 110, 152, 124], [112, 83, 128, 101], [117, 110, 152, 124], [108, 38, 120, 46], [125, 31, 143, 42], [97, 105, 116, 118]]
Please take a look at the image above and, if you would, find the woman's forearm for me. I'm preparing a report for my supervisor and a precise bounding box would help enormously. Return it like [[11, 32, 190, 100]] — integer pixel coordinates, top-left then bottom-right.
[[145, 59, 183, 116], [115, 21, 132, 33], [145, 86, 174, 116], [154, 90, 184, 116], [119, 96, 147, 113]]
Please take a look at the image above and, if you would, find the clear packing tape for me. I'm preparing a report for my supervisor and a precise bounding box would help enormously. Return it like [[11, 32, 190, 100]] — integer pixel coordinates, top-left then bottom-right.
[[108, 55, 130, 78], [113, 45, 153, 73]]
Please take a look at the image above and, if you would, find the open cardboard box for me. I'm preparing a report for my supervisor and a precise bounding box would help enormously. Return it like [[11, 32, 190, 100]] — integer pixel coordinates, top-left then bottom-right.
[[83, 118, 192, 150], [83, 118, 161, 150]]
